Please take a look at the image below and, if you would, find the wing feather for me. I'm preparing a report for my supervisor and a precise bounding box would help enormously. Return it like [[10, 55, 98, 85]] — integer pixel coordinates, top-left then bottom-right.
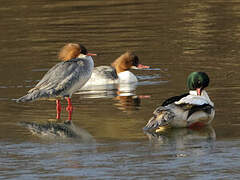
[[187, 104, 214, 119], [161, 93, 189, 106], [93, 66, 118, 80], [29, 58, 86, 95]]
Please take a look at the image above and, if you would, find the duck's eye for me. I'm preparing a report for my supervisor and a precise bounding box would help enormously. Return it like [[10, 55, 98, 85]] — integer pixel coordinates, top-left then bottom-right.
[[132, 56, 139, 66]]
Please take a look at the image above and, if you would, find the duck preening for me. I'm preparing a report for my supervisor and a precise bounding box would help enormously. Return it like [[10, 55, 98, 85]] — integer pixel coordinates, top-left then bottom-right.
[[143, 72, 215, 132], [16, 43, 97, 121], [83, 51, 149, 87]]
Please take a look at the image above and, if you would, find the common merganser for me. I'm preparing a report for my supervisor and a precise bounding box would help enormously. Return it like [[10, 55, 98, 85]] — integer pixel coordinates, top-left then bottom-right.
[[143, 72, 215, 131], [83, 51, 149, 87], [16, 43, 97, 121]]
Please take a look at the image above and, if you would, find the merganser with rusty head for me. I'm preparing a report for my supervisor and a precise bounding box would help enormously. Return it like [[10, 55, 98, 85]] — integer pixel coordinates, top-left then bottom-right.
[[16, 43, 97, 121], [143, 72, 215, 132], [83, 51, 149, 87]]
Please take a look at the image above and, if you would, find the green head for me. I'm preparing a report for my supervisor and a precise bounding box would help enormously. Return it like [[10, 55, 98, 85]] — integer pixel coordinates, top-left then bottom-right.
[[187, 72, 209, 95]]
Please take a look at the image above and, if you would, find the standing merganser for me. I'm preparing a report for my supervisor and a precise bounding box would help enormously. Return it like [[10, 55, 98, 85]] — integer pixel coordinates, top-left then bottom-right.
[[83, 51, 149, 87], [16, 43, 97, 121], [143, 72, 215, 131]]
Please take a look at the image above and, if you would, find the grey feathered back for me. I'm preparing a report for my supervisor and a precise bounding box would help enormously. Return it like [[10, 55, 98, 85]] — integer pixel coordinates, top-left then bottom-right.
[[93, 66, 118, 80], [17, 58, 92, 102]]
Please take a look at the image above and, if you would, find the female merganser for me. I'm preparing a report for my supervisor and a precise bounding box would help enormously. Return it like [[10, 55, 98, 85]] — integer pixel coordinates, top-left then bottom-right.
[[16, 43, 97, 121], [83, 51, 149, 87], [143, 72, 215, 131]]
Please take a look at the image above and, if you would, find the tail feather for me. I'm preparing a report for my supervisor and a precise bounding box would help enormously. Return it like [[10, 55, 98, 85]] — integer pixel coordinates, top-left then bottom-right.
[[16, 94, 35, 103], [143, 106, 175, 132], [16, 90, 50, 103]]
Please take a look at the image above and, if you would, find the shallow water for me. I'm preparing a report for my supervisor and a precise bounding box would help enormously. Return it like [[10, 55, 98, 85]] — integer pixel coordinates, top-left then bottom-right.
[[1, 0, 240, 179]]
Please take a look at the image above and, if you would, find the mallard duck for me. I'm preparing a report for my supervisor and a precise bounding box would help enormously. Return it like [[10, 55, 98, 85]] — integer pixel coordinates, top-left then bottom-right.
[[143, 72, 215, 131]]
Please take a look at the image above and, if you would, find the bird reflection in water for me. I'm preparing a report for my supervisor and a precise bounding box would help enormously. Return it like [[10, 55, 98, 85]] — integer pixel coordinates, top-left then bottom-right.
[[145, 126, 216, 152], [114, 94, 141, 112], [77, 82, 150, 113], [114, 83, 151, 112], [20, 120, 95, 143]]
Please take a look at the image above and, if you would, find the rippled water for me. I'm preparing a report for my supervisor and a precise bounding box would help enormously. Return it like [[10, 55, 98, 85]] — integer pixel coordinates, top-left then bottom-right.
[[1, 0, 240, 179]]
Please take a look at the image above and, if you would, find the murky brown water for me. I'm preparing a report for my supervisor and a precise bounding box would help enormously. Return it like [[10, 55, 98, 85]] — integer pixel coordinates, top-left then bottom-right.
[[1, 0, 240, 179]]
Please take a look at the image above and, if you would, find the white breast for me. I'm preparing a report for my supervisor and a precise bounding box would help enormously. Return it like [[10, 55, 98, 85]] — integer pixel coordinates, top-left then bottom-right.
[[82, 69, 137, 90], [118, 71, 138, 83]]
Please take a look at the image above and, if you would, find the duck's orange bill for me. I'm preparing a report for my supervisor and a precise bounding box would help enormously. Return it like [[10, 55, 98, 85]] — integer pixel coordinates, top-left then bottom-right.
[[197, 88, 201, 95], [87, 53, 97, 56], [137, 64, 150, 69]]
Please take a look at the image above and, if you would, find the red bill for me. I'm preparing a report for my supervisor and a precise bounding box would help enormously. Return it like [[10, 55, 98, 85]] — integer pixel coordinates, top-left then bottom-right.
[[87, 53, 97, 56], [137, 64, 150, 69]]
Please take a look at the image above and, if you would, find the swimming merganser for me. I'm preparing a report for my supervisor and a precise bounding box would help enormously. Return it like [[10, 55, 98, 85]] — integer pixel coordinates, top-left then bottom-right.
[[83, 51, 149, 87], [16, 43, 97, 121], [143, 72, 215, 131]]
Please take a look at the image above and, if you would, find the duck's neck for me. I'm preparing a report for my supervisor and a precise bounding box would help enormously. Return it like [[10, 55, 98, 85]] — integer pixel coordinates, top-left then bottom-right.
[[189, 90, 207, 96], [111, 56, 128, 74], [115, 66, 127, 74]]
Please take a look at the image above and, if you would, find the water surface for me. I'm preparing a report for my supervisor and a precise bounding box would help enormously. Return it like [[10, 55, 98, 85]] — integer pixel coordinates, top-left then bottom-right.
[[1, 0, 240, 179]]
